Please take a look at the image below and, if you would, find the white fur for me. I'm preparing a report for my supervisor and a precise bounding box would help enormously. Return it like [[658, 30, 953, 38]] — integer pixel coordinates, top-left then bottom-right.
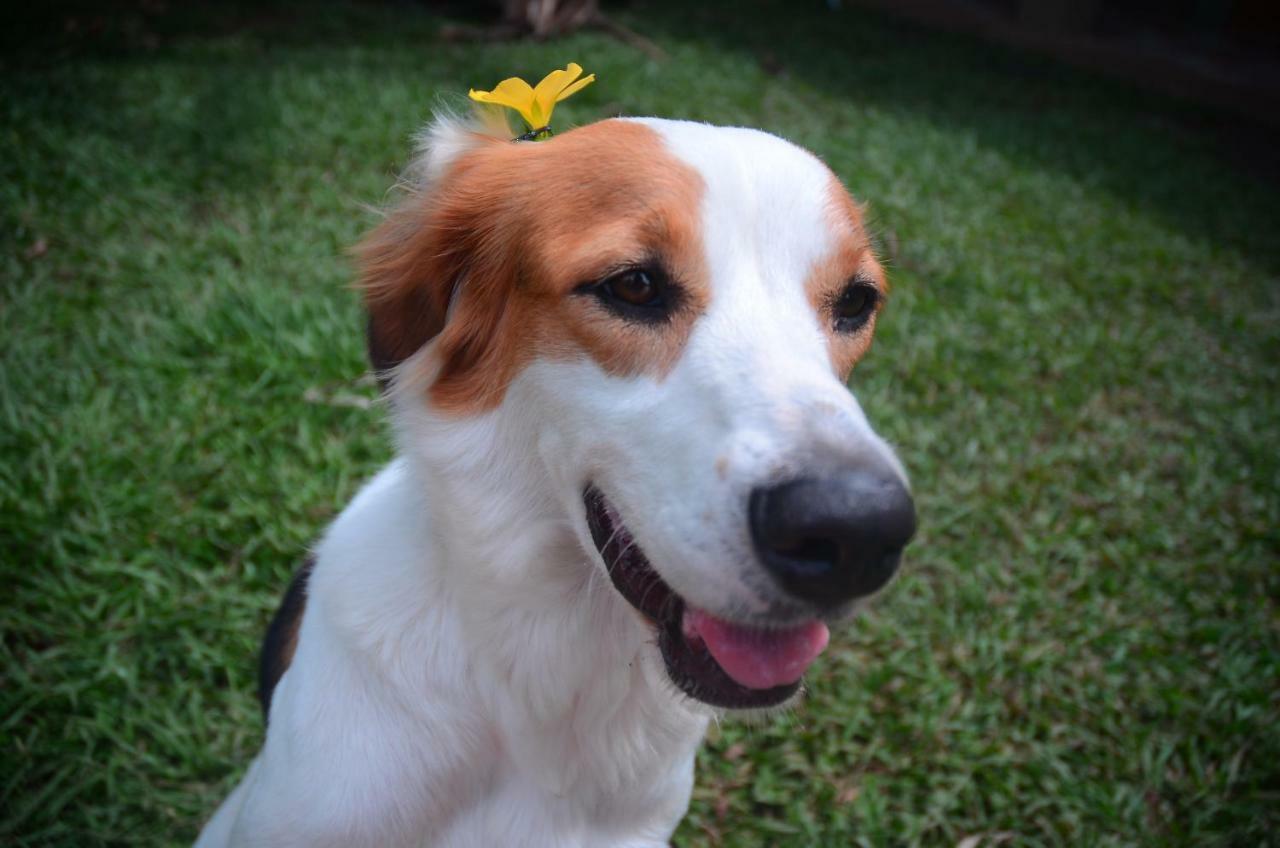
[[197, 118, 905, 847]]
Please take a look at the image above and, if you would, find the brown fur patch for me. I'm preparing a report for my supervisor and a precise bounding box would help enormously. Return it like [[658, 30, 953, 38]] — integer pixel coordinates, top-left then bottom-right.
[[358, 120, 708, 414], [806, 177, 887, 380]]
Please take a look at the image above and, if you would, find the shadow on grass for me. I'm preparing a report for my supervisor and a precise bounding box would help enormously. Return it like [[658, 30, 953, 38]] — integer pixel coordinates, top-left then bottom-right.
[[0, 3, 553, 211], [9, 0, 1277, 275], [629, 0, 1280, 276]]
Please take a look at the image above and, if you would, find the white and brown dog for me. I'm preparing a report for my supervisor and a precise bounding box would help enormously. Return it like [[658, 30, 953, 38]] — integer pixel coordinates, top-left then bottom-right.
[[196, 116, 915, 847]]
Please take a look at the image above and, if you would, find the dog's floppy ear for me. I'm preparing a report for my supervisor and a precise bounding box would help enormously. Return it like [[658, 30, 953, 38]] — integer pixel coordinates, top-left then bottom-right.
[[358, 211, 453, 390], [355, 117, 503, 391]]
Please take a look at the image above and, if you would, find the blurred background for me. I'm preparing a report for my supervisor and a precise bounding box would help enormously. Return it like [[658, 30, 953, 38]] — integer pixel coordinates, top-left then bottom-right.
[[2, 1, 1277, 846]]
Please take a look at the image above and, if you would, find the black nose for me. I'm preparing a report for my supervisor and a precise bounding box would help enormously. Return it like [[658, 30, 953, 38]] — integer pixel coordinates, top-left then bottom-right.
[[749, 471, 916, 606]]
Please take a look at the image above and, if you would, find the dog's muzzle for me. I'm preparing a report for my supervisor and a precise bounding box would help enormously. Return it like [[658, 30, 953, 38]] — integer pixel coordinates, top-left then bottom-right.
[[584, 468, 915, 710]]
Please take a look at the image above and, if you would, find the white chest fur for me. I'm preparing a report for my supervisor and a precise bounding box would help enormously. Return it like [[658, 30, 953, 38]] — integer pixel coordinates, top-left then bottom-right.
[[197, 461, 709, 848]]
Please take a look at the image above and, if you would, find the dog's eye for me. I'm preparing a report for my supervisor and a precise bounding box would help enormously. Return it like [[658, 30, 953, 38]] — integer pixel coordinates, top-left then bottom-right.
[[584, 266, 676, 323], [833, 282, 880, 333], [606, 269, 660, 307]]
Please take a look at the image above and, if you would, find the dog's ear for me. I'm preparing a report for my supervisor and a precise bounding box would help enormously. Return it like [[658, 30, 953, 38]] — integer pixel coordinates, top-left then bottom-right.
[[355, 118, 504, 392], [357, 208, 454, 391]]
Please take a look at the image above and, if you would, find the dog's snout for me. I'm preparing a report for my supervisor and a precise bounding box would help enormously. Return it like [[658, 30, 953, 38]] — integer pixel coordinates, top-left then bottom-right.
[[749, 471, 916, 606]]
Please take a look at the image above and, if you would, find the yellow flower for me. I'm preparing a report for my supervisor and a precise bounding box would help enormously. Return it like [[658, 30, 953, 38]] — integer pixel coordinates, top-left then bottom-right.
[[469, 63, 595, 131]]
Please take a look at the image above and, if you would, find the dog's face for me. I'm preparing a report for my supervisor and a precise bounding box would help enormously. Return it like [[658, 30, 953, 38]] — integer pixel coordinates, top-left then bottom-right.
[[362, 118, 914, 710]]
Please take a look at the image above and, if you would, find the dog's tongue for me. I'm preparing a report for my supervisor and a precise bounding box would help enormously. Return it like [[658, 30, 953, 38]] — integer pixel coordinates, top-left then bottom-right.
[[683, 608, 830, 690]]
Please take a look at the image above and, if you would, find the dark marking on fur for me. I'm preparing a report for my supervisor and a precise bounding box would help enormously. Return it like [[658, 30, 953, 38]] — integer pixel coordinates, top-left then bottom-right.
[[258, 556, 315, 722]]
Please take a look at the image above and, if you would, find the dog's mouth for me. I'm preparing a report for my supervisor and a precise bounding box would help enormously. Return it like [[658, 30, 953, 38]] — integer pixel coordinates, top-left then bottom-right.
[[583, 486, 829, 709]]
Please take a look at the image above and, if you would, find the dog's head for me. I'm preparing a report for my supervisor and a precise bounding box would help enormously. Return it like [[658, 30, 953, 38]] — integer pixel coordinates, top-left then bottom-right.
[[359, 117, 914, 710]]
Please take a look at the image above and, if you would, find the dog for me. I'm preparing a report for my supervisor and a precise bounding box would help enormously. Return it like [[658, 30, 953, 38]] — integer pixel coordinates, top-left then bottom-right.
[[196, 115, 915, 847]]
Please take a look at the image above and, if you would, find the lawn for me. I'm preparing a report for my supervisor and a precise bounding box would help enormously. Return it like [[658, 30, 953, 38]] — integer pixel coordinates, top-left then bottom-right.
[[2, 2, 1278, 845]]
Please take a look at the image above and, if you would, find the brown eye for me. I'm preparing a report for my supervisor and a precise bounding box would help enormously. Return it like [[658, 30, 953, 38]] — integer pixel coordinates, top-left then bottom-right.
[[607, 269, 658, 306], [582, 265, 678, 324], [833, 282, 879, 333]]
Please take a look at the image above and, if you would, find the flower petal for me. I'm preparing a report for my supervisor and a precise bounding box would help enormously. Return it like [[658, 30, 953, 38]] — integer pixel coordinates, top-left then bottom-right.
[[530, 69, 571, 126], [554, 73, 595, 102], [533, 63, 582, 100], [469, 77, 537, 125]]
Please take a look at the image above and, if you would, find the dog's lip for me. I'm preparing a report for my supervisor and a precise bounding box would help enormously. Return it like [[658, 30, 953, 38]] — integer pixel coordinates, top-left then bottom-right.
[[582, 485, 828, 709]]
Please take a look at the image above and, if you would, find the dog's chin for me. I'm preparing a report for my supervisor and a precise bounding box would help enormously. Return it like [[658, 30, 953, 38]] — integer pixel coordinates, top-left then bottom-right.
[[583, 486, 829, 711]]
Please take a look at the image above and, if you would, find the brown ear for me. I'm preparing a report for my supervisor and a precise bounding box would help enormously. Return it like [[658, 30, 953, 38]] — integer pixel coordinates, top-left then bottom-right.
[[356, 205, 455, 392], [356, 119, 505, 392]]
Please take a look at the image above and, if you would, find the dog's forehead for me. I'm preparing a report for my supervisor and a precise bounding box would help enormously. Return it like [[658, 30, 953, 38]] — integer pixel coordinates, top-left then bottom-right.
[[628, 118, 847, 286]]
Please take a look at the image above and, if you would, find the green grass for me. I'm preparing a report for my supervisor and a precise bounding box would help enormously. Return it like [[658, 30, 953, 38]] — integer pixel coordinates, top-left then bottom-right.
[[3, 2, 1278, 845]]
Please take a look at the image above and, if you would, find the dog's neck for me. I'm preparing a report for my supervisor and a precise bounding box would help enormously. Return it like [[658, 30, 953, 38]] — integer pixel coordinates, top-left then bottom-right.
[[383, 392, 709, 796]]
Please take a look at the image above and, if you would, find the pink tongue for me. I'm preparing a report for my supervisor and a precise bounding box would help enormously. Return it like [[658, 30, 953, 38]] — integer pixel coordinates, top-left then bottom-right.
[[683, 608, 830, 690]]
